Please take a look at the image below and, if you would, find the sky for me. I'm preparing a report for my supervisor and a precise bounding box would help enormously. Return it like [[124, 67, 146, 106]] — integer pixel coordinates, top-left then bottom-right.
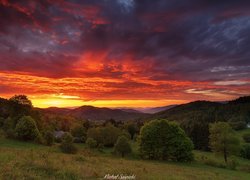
[[0, 0, 250, 108]]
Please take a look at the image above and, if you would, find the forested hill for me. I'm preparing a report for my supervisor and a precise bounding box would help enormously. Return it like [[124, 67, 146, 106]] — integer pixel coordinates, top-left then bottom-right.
[[151, 96, 250, 124], [146, 96, 250, 150]]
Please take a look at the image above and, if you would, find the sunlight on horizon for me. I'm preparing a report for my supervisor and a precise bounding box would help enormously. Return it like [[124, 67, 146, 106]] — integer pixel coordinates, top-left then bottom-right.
[[30, 97, 187, 108]]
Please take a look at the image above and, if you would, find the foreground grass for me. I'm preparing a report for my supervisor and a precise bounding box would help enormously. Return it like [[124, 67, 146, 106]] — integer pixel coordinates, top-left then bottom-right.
[[0, 138, 250, 180]]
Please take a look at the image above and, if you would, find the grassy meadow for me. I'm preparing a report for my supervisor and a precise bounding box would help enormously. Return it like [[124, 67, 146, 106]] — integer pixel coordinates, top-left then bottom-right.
[[0, 134, 250, 180]]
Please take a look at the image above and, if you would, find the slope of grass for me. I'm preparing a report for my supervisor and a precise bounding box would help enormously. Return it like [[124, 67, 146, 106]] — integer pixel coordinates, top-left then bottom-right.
[[0, 137, 250, 180]]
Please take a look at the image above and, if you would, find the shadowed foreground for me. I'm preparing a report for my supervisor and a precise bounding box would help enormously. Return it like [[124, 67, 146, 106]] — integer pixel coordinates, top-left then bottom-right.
[[0, 138, 249, 180]]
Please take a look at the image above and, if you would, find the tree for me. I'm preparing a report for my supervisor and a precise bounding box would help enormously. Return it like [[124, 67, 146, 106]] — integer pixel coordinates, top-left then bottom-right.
[[120, 130, 131, 140], [125, 122, 137, 140], [15, 116, 40, 141], [3, 117, 16, 138], [139, 119, 193, 162], [180, 111, 214, 150], [87, 124, 121, 147], [9, 95, 32, 107], [102, 124, 121, 146], [114, 136, 132, 157], [209, 122, 240, 163], [71, 125, 86, 143], [82, 120, 91, 130], [8, 95, 33, 125], [60, 132, 77, 154], [87, 127, 102, 144]]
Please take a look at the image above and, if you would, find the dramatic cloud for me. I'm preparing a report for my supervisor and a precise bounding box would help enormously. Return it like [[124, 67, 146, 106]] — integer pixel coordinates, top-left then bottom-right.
[[0, 0, 249, 107]]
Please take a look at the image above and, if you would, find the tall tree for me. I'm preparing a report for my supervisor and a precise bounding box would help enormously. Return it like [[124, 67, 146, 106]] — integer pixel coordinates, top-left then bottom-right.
[[209, 122, 240, 163], [9, 95, 32, 107], [114, 136, 132, 157]]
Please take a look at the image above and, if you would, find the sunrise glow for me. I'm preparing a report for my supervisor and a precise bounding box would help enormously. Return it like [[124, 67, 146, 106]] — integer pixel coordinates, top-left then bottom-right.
[[0, 0, 249, 108]]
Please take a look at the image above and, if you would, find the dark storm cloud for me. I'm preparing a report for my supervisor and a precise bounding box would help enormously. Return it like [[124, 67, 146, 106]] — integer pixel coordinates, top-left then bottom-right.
[[0, 0, 250, 82]]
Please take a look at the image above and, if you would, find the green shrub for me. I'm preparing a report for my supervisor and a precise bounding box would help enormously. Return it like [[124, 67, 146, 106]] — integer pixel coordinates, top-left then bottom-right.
[[60, 133, 77, 154], [240, 144, 250, 159], [114, 136, 132, 157], [15, 116, 40, 141], [243, 133, 250, 143], [139, 119, 194, 162], [44, 131, 54, 146], [86, 138, 97, 148]]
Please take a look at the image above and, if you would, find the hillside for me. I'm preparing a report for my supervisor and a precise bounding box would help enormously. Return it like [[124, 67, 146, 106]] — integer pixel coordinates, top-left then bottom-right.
[[151, 97, 250, 124], [40, 105, 148, 121], [0, 136, 250, 180], [147, 96, 250, 150]]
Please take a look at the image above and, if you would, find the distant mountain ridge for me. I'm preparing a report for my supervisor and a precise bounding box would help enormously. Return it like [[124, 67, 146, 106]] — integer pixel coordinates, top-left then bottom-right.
[[40, 105, 148, 121]]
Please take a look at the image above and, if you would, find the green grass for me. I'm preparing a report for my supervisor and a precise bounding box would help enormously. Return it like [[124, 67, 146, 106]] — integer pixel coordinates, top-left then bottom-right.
[[236, 128, 250, 143], [0, 137, 250, 179]]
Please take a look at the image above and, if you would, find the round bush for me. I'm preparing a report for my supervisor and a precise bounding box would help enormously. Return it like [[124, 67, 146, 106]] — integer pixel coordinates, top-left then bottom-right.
[[15, 116, 40, 141], [60, 133, 77, 154], [139, 119, 194, 162], [86, 138, 97, 148]]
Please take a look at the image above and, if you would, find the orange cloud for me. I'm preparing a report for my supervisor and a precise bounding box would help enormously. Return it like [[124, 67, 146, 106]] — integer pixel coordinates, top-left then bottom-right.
[[1, 69, 246, 108]]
